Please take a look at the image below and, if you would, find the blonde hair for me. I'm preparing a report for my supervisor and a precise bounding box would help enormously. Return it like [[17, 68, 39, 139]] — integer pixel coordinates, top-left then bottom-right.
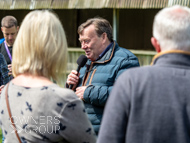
[[12, 10, 67, 85]]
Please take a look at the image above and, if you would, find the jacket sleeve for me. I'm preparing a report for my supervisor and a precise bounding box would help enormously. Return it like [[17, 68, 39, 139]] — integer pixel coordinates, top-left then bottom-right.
[[116, 54, 140, 80], [83, 54, 139, 107], [83, 84, 112, 106]]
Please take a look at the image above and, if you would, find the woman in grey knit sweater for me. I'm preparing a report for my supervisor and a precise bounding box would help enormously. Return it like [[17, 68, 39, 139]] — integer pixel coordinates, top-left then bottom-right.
[[0, 10, 96, 143]]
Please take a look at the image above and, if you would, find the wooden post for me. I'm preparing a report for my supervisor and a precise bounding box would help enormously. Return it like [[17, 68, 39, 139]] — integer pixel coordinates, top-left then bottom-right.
[[113, 9, 119, 41]]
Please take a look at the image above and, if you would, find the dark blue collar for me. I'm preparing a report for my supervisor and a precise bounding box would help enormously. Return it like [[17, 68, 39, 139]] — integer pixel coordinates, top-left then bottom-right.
[[96, 42, 113, 61]]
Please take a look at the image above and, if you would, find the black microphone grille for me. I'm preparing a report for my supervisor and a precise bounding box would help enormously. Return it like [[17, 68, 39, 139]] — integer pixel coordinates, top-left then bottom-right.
[[77, 55, 88, 67]]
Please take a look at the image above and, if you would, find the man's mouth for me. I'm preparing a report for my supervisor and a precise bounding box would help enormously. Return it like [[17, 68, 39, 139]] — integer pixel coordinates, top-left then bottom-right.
[[85, 51, 90, 55]]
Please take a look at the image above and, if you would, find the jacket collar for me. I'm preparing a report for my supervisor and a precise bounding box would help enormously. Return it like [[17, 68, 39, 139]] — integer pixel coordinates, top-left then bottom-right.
[[151, 50, 190, 67], [92, 41, 117, 64]]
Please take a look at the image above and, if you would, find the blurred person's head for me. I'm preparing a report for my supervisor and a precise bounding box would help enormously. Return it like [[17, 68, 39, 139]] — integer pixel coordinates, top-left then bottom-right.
[[1, 16, 19, 46], [151, 5, 190, 52], [12, 10, 67, 85], [78, 17, 113, 61]]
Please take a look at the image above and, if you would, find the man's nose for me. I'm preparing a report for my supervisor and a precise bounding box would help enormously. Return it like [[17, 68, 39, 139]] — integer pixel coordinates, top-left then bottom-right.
[[81, 43, 87, 49], [8, 35, 13, 39]]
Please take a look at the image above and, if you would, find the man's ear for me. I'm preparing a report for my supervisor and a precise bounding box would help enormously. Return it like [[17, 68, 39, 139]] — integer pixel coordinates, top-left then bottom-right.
[[1, 27, 3, 33], [16, 26, 19, 32], [151, 37, 161, 53], [102, 33, 107, 41]]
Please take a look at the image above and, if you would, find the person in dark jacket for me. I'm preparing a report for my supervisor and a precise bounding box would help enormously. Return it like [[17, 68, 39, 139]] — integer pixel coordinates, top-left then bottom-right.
[[0, 53, 9, 92], [66, 17, 140, 135], [97, 5, 190, 143], [0, 15, 19, 76], [0, 16, 18, 143]]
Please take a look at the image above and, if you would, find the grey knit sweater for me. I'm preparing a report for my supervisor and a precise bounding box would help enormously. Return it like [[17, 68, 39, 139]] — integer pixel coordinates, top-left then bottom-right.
[[0, 82, 96, 143]]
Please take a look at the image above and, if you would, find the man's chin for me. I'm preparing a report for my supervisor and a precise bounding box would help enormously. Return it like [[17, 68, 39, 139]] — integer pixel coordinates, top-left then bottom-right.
[[7, 43, 13, 47], [86, 55, 91, 60], [85, 53, 90, 58]]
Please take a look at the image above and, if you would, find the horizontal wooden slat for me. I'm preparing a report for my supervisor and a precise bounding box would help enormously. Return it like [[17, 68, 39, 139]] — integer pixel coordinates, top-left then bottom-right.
[[67, 48, 156, 71], [0, 0, 189, 9], [60, 48, 156, 84]]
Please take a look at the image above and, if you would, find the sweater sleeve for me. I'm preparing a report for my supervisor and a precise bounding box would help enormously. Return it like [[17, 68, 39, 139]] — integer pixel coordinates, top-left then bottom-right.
[[58, 99, 97, 143]]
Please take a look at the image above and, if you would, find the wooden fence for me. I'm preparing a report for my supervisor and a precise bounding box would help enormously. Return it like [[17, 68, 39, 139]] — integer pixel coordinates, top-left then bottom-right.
[[67, 48, 156, 71], [62, 48, 156, 84], [129, 49, 156, 66]]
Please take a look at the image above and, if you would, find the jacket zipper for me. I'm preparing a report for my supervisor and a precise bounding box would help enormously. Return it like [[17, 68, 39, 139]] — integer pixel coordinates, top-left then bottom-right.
[[82, 62, 93, 86]]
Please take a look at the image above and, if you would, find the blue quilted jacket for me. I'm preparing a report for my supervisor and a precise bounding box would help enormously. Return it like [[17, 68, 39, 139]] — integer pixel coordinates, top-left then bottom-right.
[[77, 41, 140, 134]]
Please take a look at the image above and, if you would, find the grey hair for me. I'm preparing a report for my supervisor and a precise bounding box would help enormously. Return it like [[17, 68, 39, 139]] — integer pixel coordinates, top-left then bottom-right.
[[153, 5, 190, 51]]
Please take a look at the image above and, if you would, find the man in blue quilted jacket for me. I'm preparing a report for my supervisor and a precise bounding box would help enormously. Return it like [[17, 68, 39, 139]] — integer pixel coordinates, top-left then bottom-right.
[[66, 17, 140, 135]]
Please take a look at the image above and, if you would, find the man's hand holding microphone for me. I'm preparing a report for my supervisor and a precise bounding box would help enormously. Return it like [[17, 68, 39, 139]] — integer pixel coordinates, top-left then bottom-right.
[[66, 55, 87, 100]]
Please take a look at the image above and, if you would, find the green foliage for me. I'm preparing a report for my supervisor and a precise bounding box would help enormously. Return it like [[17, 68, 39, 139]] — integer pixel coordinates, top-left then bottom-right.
[[0, 128, 2, 142]]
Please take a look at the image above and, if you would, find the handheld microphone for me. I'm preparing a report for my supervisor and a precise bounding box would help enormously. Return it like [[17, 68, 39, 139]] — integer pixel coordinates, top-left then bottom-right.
[[69, 55, 87, 89]]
